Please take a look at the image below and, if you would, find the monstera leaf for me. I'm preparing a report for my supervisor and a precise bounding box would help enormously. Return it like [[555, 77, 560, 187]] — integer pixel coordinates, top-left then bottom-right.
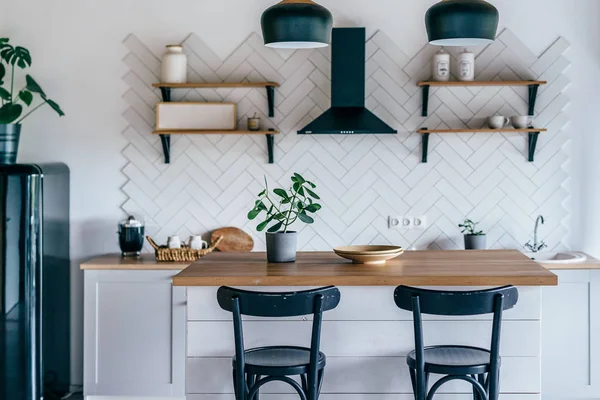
[[18, 90, 33, 106], [0, 103, 23, 124], [1, 45, 31, 68], [45, 99, 65, 117], [0, 63, 5, 85]]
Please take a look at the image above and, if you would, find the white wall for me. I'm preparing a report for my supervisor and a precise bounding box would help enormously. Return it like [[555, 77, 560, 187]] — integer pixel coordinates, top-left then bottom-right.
[[1, 0, 599, 386]]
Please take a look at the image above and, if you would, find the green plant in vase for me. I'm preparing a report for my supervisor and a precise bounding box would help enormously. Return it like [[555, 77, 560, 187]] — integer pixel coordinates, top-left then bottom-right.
[[458, 219, 487, 250], [0, 38, 65, 163], [248, 173, 321, 262]]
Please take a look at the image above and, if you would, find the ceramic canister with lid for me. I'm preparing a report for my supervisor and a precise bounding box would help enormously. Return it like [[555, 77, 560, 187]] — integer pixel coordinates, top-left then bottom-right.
[[118, 215, 145, 257], [458, 48, 475, 81], [432, 48, 450, 82], [160, 45, 187, 83]]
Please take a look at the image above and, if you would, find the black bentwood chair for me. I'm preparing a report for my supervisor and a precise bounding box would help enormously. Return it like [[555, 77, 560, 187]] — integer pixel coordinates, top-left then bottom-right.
[[394, 285, 519, 400], [217, 286, 341, 400]]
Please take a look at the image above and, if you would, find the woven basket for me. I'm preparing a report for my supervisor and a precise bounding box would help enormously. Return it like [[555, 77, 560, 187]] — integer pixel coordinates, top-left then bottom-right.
[[146, 235, 223, 262]]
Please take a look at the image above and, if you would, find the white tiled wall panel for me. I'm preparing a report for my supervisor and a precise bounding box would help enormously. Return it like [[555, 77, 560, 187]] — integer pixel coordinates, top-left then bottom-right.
[[120, 29, 571, 251]]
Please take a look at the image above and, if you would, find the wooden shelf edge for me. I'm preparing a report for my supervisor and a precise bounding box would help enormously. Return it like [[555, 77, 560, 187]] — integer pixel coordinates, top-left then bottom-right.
[[152, 82, 280, 88], [417, 80, 547, 87], [152, 130, 280, 135], [418, 128, 547, 134]]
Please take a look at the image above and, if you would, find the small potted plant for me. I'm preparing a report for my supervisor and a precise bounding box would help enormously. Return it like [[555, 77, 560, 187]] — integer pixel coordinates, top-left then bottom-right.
[[0, 38, 65, 164], [248, 173, 321, 263], [458, 219, 487, 250]]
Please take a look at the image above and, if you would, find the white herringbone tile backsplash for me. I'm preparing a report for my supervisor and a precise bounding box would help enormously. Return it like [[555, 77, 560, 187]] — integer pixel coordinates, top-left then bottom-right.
[[121, 29, 571, 251]]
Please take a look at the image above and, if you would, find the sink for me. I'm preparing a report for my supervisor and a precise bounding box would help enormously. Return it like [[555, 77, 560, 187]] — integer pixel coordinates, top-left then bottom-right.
[[523, 251, 587, 264]]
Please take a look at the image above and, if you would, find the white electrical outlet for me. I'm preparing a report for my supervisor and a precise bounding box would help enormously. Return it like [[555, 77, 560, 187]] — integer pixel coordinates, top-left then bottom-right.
[[389, 216, 415, 229], [413, 216, 427, 230]]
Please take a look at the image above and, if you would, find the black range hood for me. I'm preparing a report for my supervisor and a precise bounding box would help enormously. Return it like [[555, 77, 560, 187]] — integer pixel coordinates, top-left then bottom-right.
[[298, 27, 397, 135]]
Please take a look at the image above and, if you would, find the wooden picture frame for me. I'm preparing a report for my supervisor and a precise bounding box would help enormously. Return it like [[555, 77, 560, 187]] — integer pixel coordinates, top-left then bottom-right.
[[156, 102, 237, 131]]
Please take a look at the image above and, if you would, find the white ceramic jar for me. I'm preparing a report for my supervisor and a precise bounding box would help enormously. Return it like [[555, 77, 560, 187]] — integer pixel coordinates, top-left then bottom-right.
[[189, 235, 208, 250], [458, 48, 475, 81], [432, 48, 450, 82], [160, 45, 187, 84]]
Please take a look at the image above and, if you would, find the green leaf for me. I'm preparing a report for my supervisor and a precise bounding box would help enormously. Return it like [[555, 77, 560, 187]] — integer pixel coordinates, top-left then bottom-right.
[[247, 208, 261, 220], [297, 211, 314, 224], [45, 99, 65, 117], [305, 203, 321, 213], [0, 103, 23, 123], [0, 87, 10, 101], [18, 90, 33, 106], [0, 47, 14, 64], [273, 188, 289, 199], [254, 200, 267, 210], [25, 75, 46, 97], [291, 175, 298, 183], [0, 63, 5, 83], [256, 217, 273, 232], [14, 47, 31, 68], [306, 180, 316, 188], [293, 173, 305, 183], [273, 212, 286, 220], [292, 182, 300, 192], [258, 189, 266, 197], [267, 221, 283, 233], [0, 38, 9, 47], [305, 187, 320, 199]]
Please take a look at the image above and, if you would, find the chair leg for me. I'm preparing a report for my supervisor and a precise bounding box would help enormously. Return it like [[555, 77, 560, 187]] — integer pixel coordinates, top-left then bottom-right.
[[409, 368, 417, 399], [317, 369, 325, 399], [301, 374, 308, 393], [232, 370, 241, 400]]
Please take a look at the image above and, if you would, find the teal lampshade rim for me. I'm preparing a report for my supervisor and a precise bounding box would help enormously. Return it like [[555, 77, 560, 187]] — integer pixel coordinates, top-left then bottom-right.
[[425, 0, 499, 46], [261, 1, 333, 48]]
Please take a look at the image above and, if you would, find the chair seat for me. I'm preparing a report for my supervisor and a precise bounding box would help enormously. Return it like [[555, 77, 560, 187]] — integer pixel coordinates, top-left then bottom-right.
[[407, 345, 492, 375], [233, 346, 326, 376]]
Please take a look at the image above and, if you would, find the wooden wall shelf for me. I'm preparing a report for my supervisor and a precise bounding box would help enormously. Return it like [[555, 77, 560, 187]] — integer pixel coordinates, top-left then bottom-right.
[[153, 82, 280, 164], [152, 130, 280, 135], [417, 80, 547, 87], [152, 82, 280, 89], [417, 128, 547, 134], [418, 80, 548, 163]]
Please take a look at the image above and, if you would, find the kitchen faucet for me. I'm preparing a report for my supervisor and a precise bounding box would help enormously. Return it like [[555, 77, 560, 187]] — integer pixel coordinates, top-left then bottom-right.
[[524, 215, 547, 253]]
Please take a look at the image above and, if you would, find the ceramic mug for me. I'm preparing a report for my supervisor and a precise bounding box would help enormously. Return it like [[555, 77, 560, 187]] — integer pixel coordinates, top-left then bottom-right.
[[511, 116, 534, 129], [189, 235, 208, 250], [167, 235, 182, 249], [487, 116, 509, 129]]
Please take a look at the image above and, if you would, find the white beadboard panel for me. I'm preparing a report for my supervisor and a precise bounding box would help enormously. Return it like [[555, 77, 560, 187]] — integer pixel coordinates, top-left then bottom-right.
[[121, 29, 571, 252], [186, 356, 540, 394], [188, 394, 539, 400], [187, 320, 540, 357], [186, 286, 541, 321]]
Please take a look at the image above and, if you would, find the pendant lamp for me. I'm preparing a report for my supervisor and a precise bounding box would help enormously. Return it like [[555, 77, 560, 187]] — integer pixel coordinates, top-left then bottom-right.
[[425, 0, 499, 46], [261, 0, 333, 49]]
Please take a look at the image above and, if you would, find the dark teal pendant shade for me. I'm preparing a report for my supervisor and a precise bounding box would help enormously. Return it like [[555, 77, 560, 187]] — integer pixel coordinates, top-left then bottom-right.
[[261, 0, 333, 49], [425, 0, 499, 46]]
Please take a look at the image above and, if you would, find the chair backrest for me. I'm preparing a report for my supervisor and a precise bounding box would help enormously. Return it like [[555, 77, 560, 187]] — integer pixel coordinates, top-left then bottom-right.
[[217, 286, 341, 317], [394, 285, 518, 316], [394, 285, 518, 400]]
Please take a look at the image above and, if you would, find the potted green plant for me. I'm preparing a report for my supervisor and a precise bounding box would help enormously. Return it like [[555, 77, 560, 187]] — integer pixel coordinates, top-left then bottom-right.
[[459, 219, 487, 250], [0, 38, 65, 164], [248, 173, 321, 263]]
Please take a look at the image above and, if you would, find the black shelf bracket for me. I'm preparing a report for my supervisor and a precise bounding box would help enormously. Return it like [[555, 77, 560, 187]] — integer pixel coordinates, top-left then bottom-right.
[[421, 85, 430, 117], [421, 129, 430, 163], [266, 86, 275, 118], [528, 84, 539, 116], [266, 130, 275, 164], [528, 129, 540, 162], [159, 135, 171, 164], [159, 88, 172, 163]]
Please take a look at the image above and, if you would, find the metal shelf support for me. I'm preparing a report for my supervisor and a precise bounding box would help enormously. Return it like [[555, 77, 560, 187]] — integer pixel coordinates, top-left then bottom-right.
[[421, 129, 430, 163], [421, 85, 430, 117], [266, 130, 275, 164], [528, 130, 540, 162]]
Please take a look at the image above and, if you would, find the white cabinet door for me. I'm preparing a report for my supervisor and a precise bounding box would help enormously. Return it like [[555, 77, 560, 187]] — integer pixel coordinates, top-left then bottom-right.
[[83, 270, 185, 397], [542, 270, 600, 399]]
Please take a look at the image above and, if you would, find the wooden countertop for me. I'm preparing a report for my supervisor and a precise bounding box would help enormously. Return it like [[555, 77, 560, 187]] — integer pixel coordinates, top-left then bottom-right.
[[172, 250, 558, 286], [80, 254, 189, 270]]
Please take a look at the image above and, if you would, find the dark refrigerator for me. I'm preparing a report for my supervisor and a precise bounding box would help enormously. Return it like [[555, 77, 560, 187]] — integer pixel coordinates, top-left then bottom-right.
[[0, 164, 70, 400]]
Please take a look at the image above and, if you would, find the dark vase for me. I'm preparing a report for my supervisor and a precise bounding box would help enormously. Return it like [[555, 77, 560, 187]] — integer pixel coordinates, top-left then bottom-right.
[[266, 231, 298, 263], [0, 124, 21, 164], [464, 234, 487, 250]]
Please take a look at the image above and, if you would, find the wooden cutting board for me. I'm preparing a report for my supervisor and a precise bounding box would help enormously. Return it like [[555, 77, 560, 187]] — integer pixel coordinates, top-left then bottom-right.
[[211, 227, 254, 252]]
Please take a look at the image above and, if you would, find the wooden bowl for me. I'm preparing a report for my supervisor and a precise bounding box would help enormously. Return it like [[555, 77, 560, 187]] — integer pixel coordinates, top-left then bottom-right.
[[333, 245, 404, 264]]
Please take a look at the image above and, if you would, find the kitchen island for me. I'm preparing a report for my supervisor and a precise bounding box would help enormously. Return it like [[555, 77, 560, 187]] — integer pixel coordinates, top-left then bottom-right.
[[82, 250, 559, 400]]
